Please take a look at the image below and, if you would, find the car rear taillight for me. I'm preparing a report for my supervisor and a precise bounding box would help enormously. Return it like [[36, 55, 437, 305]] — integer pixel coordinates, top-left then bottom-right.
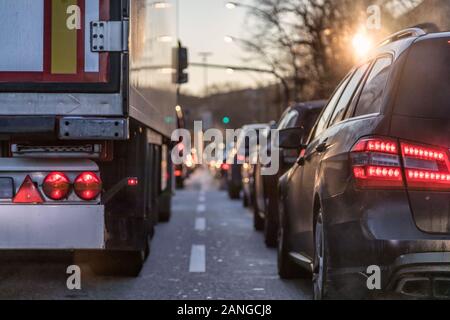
[[13, 176, 44, 204], [401, 142, 450, 191], [352, 137, 450, 191], [175, 170, 183, 177], [351, 137, 404, 188], [221, 163, 230, 171], [43, 172, 70, 200], [74, 172, 102, 201]]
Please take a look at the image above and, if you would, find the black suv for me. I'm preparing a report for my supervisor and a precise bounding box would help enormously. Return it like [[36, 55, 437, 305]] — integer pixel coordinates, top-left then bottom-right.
[[278, 29, 450, 299]]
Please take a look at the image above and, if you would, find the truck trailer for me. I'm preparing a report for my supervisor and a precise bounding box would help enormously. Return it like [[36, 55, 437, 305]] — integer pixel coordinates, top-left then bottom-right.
[[0, 0, 185, 276]]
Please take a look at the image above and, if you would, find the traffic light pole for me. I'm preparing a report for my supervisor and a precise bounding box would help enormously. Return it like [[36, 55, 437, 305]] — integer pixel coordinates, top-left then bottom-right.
[[190, 62, 289, 117]]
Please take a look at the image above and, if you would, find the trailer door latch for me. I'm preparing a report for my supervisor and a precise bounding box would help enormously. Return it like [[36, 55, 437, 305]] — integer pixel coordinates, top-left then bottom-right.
[[91, 20, 129, 52]]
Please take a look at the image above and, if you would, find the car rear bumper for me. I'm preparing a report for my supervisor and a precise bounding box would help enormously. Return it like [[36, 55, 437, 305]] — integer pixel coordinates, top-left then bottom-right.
[[0, 205, 105, 249], [387, 252, 450, 298]]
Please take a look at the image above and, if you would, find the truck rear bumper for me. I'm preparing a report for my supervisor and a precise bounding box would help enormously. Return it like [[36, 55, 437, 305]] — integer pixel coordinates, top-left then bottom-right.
[[0, 205, 104, 250]]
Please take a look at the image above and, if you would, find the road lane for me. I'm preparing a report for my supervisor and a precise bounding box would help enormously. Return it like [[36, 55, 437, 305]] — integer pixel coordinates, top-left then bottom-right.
[[0, 168, 311, 300]]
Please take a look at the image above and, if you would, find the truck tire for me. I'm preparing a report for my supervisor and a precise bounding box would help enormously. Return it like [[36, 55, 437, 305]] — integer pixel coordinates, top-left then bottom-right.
[[91, 250, 146, 277], [158, 190, 172, 223]]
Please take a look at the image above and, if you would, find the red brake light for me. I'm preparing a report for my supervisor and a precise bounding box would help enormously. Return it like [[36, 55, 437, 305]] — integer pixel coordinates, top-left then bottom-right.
[[13, 176, 44, 204], [351, 137, 404, 189], [352, 137, 450, 191], [401, 141, 450, 190], [74, 172, 102, 201], [43, 172, 70, 200], [221, 163, 230, 171], [352, 138, 398, 154], [175, 170, 182, 177]]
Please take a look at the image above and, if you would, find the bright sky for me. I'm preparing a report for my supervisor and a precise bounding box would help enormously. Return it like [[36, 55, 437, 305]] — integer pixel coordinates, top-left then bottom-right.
[[179, 0, 274, 96]]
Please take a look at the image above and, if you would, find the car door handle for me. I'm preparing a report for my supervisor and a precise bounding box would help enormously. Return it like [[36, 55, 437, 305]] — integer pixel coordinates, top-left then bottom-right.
[[316, 140, 329, 153]]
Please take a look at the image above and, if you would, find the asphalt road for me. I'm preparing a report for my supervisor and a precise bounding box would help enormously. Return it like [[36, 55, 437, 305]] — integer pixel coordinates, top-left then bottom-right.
[[0, 168, 311, 300]]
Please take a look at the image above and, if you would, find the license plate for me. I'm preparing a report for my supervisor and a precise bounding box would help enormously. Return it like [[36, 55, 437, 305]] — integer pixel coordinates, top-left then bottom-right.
[[0, 178, 14, 199]]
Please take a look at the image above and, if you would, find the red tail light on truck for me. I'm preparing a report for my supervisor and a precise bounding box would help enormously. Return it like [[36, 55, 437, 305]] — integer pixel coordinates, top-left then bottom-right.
[[43, 172, 70, 200], [351, 137, 450, 190], [74, 172, 102, 201]]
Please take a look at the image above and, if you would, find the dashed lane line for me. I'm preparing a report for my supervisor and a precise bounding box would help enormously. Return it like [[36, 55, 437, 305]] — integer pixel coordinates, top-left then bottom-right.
[[195, 217, 206, 231], [189, 245, 206, 273]]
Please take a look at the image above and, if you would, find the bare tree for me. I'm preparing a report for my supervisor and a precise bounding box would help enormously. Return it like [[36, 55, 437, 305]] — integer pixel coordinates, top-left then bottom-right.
[[240, 0, 419, 104]]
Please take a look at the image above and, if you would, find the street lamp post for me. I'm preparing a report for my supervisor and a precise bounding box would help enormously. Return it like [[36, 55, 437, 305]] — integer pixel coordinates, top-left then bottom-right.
[[198, 52, 213, 97], [223, 35, 290, 116]]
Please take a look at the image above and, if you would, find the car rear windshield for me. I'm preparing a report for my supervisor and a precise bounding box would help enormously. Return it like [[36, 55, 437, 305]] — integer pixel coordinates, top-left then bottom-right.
[[394, 37, 450, 119]]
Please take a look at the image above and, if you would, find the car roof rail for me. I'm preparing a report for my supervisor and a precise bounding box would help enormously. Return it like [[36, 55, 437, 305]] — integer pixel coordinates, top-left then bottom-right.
[[378, 27, 427, 46]]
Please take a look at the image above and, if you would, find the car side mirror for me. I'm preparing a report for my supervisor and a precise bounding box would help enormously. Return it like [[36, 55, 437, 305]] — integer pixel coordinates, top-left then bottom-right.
[[278, 127, 306, 149]]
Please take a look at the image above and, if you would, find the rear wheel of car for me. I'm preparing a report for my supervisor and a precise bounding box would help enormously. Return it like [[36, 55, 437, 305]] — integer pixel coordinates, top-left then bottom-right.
[[253, 210, 264, 231], [243, 193, 249, 207], [176, 179, 184, 190], [263, 198, 278, 247], [277, 203, 307, 279], [228, 185, 240, 199], [313, 209, 332, 299]]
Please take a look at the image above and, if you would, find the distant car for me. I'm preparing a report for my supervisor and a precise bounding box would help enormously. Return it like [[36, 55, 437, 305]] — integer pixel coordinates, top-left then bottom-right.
[[253, 102, 325, 246], [227, 124, 268, 199], [242, 124, 270, 208], [278, 29, 450, 299], [174, 164, 186, 189]]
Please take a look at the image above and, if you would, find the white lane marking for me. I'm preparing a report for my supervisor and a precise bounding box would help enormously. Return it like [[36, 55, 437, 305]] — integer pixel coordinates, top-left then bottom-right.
[[189, 245, 206, 273], [195, 217, 206, 231], [196, 204, 206, 213], [198, 195, 206, 203]]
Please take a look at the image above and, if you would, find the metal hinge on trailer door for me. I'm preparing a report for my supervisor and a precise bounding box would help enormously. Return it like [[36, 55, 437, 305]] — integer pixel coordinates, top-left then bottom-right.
[[91, 20, 129, 52]]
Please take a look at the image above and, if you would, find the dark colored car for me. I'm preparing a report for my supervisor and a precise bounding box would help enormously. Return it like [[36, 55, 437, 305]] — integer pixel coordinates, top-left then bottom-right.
[[227, 124, 268, 199], [242, 124, 270, 208], [278, 29, 450, 299], [253, 102, 325, 246]]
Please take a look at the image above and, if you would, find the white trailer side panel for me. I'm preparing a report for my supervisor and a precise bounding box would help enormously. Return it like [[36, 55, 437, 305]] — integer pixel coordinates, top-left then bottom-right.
[[0, 0, 44, 72]]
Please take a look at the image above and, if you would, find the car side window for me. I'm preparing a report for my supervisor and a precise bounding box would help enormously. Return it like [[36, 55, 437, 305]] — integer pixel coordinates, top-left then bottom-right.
[[285, 110, 299, 128], [311, 74, 352, 140], [277, 112, 291, 130], [354, 57, 392, 117], [328, 63, 370, 127]]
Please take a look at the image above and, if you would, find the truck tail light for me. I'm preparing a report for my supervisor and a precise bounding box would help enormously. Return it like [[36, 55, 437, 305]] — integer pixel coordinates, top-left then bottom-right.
[[43, 172, 70, 200], [351, 137, 404, 189], [401, 142, 450, 191], [74, 172, 102, 201], [127, 177, 139, 187], [13, 176, 44, 204]]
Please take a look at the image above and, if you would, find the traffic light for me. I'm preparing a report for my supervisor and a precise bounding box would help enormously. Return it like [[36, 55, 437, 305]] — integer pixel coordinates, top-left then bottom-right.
[[173, 44, 189, 84], [222, 117, 230, 125]]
